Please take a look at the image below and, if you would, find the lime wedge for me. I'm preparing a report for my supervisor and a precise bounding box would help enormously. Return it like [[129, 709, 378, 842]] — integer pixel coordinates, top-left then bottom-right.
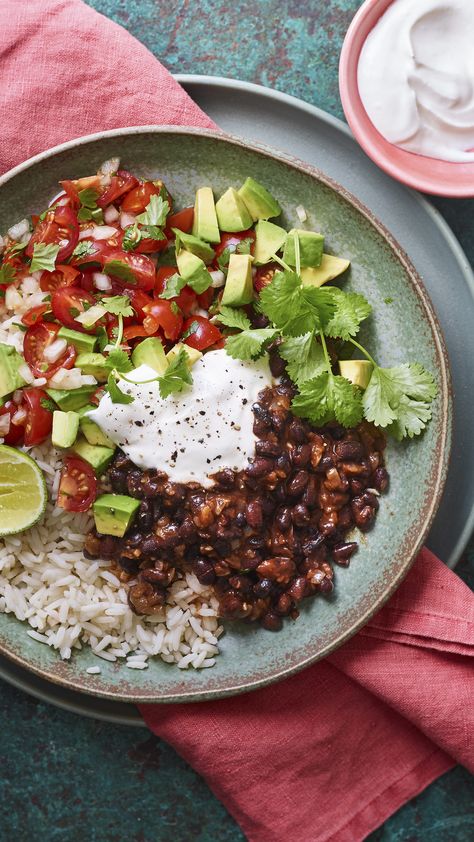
[[0, 445, 47, 536]]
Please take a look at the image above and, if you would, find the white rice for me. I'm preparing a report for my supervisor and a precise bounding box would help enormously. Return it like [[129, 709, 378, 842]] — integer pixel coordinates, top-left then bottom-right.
[[0, 278, 223, 670]]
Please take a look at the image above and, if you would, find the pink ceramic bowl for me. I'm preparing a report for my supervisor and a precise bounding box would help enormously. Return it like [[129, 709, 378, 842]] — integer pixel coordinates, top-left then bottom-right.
[[339, 0, 474, 197]]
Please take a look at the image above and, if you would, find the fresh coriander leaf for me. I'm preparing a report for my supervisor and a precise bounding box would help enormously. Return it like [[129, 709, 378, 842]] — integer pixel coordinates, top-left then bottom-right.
[[363, 362, 437, 437], [140, 224, 166, 241], [216, 306, 251, 331], [30, 242, 60, 273], [259, 269, 336, 336], [292, 371, 363, 427], [40, 397, 56, 412], [225, 328, 278, 360], [279, 332, 327, 386], [217, 247, 231, 272], [107, 348, 133, 372], [158, 348, 193, 398], [78, 187, 99, 208], [0, 263, 17, 285], [324, 289, 372, 341], [96, 326, 109, 352], [160, 273, 187, 300], [77, 207, 93, 222], [39, 206, 55, 221], [136, 194, 169, 227], [122, 224, 141, 252], [5, 241, 28, 257], [107, 372, 134, 404], [103, 259, 136, 285], [99, 295, 133, 317], [71, 240, 96, 261], [181, 320, 199, 340], [217, 238, 253, 273], [236, 237, 253, 255], [186, 264, 213, 294]]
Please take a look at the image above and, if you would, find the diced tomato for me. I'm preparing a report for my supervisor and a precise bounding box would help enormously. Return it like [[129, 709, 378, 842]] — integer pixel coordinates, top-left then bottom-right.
[[97, 170, 138, 209], [154, 267, 197, 316], [23, 322, 76, 378], [197, 288, 215, 310], [164, 206, 194, 238], [135, 235, 169, 254], [254, 262, 278, 294], [51, 287, 97, 333], [26, 205, 79, 263], [23, 388, 54, 446], [182, 315, 223, 351], [123, 288, 152, 321], [155, 266, 177, 293], [90, 386, 106, 406], [40, 264, 80, 292], [21, 304, 51, 327], [78, 271, 97, 293], [123, 324, 150, 341], [57, 456, 97, 512], [121, 180, 165, 214], [102, 250, 156, 291], [142, 300, 183, 342], [60, 176, 102, 207], [213, 229, 255, 268], [0, 401, 24, 445]]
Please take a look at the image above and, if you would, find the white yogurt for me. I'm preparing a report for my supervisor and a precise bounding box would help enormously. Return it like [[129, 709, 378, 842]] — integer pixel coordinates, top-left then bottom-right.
[[89, 349, 272, 486], [358, 0, 474, 162]]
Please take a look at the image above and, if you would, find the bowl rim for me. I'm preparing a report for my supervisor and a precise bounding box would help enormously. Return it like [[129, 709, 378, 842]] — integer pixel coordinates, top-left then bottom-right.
[[339, 0, 474, 197], [0, 125, 452, 702]]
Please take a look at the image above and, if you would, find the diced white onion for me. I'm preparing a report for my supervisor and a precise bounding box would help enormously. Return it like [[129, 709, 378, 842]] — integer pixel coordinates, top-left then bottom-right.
[[194, 307, 209, 318], [209, 270, 225, 288], [48, 368, 97, 390], [12, 407, 27, 425], [74, 304, 106, 328], [7, 218, 30, 241], [296, 204, 307, 223], [88, 224, 117, 240], [43, 338, 67, 364], [78, 227, 94, 241], [104, 205, 120, 224], [12, 390, 23, 405], [18, 363, 34, 384], [93, 272, 112, 291], [21, 275, 41, 294], [5, 287, 22, 310], [0, 415, 11, 436], [33, 377, 47, 387], [120, 211, 136, 229], [0, 235, 5, 252], [98, 157, 120, 177]]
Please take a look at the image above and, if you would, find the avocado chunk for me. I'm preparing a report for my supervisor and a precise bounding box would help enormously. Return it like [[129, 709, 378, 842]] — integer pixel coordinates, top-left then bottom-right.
[[0, 342, 26, 399], [192, 187, 220, 243], [238, 177, 281, 221], [253, 220, 287, 265], [173, 230, 215, 263], [176, 250, 212, 292], [46, 386, 97, 411], [283, 229, 325, 268], [215, 187, 253, 232], [339, 359, 373, 390], [301, 255, 350, 288], [93, 493, 140, 537], [52, 410, 80, 449], [221, 253, 254, 306], [131, 337, 168, 375], [166, 342, 202, 368], [75, 352, 112, 382], [57, 327, 97, 354], [80, 415, 115, 448], [71, 438, 115, 475]]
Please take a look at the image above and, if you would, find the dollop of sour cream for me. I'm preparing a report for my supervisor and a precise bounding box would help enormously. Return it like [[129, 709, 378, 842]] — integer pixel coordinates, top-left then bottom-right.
[[89, 349, 273, 487], [358, 0, 474, 162]]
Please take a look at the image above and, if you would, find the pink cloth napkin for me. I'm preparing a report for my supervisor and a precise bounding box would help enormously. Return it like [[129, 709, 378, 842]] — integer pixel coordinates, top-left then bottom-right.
[[2, 2, 473, 840]]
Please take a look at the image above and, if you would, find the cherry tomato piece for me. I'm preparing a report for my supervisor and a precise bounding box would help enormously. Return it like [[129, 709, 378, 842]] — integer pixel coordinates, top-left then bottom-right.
[[26, 205, 79, 263], [57, 456, 97, 512], [135, 235, 169, 254], [164, 206, 194, 238], [51, 286, 97, 333], [102, 250, 156, 291], [196, 288, 215, 310], [254, 262, 279, 294], [182, 315, 223, 351], [40, 264, 80, 292], [60, 176, 102, 207], [120, 180, 164, 214], [97, 170, 138, 209], [23, 389, 53, 447], [213, 229, 255, 267], [154, 267, 197, 316], [23, 322, 76, 377], [122, 324, 150, 341], [143, 300, 183, 342], [21, 304, 51, 327], [0, 401, 24, 445]]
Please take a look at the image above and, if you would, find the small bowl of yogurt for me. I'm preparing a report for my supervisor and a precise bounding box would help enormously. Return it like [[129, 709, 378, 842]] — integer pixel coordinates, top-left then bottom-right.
[[339, 0, 474, 196]]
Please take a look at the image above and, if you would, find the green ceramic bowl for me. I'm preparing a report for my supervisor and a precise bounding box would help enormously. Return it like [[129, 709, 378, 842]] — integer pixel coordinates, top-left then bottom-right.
[[0, 128, 451, 703]]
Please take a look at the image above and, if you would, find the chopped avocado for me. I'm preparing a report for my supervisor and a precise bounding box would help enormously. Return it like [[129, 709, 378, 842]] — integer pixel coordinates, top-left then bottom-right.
[[46, 386, 97, 411], [71, 438, 115, 475], [176, 250, 212, 290], [283, 229, 325, 268], [192, 187, 220, 243], [301, 254, 350, 288], [131, 337, 168, 375], [52, 410, 80, 449], [215, 187, 253, 232], [238, 177, 281, 221], [57, 327, 97, 354], [93, 493, 140, 538], [221, 253, 254, 306], [339, 359, 373, 390], [0, 342, 26, 399], [167, 342, 202, 367], [253, 220, 287, 265], [75, 352, 112, 382], [173, 229, 215, 263], [80, 415, 115, 448]]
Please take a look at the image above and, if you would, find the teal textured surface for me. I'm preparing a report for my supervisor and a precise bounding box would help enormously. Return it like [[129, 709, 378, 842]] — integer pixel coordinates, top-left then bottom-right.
[[1, 0, 472, 839]]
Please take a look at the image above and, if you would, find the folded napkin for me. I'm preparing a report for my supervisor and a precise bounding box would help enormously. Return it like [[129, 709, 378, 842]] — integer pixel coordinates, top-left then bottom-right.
[[2, 2, 473, 840]]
